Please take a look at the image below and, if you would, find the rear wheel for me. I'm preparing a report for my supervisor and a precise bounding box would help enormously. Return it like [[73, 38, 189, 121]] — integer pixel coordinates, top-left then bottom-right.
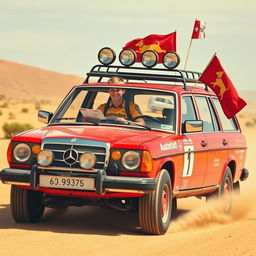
[[139, 169, 174, 235], [11, 185, 45, 223], [206, 167, 233, 212]]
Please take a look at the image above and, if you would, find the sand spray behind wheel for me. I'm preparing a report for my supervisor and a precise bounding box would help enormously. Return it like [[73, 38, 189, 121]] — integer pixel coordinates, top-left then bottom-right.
[[169, 186, 256, 233]]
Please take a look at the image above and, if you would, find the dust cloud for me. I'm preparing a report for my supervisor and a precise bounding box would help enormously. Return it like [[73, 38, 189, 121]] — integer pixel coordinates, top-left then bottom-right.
[[169, 189, 254, 233]]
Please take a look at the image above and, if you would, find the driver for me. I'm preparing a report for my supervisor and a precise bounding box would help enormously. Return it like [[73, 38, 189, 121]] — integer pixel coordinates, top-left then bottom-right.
[[97, 76, 145, 125]]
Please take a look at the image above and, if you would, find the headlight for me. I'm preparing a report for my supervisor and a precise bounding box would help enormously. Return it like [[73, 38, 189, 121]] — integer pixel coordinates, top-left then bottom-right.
[[119, 49, 137, 66], [37, 150, 54, 167], [141, 50, 158, 68], [162, 51, 180, 69], [13, 143, 31, 162], [98, 47, 116, 65], [121, 151, 141, 170], [79, 152, 96, 169]]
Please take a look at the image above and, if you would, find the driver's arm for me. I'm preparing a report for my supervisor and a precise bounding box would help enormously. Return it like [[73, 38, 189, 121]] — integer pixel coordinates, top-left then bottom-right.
[[131, 104, 145, 125]]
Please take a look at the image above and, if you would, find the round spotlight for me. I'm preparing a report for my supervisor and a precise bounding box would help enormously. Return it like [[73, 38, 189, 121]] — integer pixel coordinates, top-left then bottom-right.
[[79, 152, 96, 169], [119, 49, 137, 66], [162, 51, 180, 69], [98, 47, 116, 65], [37, 150, 54, 167], [141, 50, 159, 68]]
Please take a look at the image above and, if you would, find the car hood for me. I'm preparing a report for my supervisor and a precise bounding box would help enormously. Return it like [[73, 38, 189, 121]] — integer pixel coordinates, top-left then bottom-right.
[[14, 124, 167, 149]]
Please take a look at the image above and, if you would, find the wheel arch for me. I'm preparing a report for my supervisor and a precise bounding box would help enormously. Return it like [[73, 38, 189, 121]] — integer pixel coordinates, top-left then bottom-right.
[[160, 161, 175, 189], [227, 160, 236, 182]]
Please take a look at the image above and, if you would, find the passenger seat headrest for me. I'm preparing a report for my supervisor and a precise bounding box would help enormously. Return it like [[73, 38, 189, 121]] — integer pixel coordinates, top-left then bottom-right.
[[162, 108, 173, 117]]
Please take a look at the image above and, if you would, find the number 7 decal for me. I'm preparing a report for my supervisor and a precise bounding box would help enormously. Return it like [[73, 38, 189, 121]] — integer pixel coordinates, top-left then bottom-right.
[[182, 145, 194, 177]]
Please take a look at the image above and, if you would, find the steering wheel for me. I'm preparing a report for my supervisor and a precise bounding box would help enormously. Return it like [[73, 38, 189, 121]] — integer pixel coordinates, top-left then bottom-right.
[[133, 115, 161, 124]]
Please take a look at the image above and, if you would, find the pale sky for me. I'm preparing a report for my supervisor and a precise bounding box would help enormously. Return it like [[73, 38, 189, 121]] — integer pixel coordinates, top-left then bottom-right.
[[1, 0, 255, 91]]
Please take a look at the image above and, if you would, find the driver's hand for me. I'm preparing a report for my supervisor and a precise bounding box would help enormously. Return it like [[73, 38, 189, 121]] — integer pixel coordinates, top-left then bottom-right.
[[115, 117, 129, 124]]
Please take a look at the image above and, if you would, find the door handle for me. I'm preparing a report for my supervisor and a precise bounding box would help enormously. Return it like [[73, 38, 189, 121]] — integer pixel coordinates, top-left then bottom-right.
[[222, 139, 229, 146], [201, 140, 208, 147]]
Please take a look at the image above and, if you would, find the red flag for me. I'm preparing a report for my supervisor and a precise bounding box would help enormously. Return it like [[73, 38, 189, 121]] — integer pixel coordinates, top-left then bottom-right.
[[123, 32, 176, 63], [191, 20, 206, 39], [198, 55, 246, 118]]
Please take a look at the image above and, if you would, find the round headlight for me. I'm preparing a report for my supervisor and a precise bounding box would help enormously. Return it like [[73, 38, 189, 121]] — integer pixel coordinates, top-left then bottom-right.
[[141, 50, 159, 68], [79, 152, 96, 169], [13, 143, 31, 162], [162, 51, 180, 69], [119, 49, 137, 66], [121, 151, 141, 170], [98, 47, 116, 65], [37, 150, 54, 167]]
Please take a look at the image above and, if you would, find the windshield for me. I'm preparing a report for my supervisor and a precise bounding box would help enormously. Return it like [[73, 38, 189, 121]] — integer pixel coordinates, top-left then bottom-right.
[[50, 86, 176, 132]]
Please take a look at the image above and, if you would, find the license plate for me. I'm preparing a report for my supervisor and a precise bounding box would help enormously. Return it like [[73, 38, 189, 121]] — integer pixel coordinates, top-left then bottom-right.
[[39, 175, 95, 191]]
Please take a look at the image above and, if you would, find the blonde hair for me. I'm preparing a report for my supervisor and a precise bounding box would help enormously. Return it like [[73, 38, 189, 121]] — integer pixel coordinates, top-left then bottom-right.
[[107, 76, 125, 84]]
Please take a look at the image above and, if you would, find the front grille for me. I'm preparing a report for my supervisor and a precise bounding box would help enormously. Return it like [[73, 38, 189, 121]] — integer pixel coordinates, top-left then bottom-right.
[[41, 138, 110, 171]]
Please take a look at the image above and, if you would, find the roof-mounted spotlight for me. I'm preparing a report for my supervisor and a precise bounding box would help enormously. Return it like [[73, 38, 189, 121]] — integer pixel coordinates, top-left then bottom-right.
[[141, 50, 158, 68], [162, 51, 180, 69], [98, 47, 116, 65], [119, 49, 137, 67]]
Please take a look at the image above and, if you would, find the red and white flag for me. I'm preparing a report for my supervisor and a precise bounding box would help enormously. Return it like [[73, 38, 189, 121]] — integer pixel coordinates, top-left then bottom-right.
[[123, 32, 176, 63], [198, 55, 246, 118], [191, 20, 206, 39]]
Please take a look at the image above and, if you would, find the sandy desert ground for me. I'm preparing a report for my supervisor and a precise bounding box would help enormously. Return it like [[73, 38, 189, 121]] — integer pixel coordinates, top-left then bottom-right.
[[0, 104, 255, 256]]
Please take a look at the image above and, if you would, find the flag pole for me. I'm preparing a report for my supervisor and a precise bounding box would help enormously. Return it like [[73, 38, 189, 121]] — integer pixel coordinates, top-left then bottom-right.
[[194, 52, 217, 88], [184, 38, 192, 69], [200, 52, 217, 76]]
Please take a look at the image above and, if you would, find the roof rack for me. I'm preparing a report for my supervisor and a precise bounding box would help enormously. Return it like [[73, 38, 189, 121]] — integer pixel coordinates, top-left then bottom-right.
[[84, 65, 205, 91]]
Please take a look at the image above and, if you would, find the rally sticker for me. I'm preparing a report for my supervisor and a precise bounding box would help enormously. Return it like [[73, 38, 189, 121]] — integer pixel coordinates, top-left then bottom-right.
[[182, 145, 194, 177]]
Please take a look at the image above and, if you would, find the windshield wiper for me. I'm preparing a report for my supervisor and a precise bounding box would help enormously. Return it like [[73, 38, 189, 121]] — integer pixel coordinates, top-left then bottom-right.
[[100, 118, 152, 130], [55, 117, 77, 121], [54, 117, 99, 125]]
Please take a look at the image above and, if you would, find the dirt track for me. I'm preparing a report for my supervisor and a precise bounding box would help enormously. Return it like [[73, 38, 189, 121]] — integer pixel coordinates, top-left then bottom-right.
[[0, 127, 255, 256]]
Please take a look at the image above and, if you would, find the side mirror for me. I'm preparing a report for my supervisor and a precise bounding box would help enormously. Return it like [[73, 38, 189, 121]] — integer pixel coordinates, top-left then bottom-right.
[[184, 120, 203, 133], [38, 110, 53, 124]]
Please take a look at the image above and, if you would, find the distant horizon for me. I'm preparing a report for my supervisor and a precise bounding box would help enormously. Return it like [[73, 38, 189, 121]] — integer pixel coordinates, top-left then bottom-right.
[[1, 57, 255, 93]]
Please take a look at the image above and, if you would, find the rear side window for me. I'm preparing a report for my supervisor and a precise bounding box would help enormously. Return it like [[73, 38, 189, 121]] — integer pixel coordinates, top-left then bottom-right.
[[212, 98, 239, 131], [182, 96, 197, 123]]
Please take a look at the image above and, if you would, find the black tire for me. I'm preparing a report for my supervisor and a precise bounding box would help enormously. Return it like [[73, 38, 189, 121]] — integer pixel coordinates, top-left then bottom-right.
[[139, 169, 173, 235], [206, 167, 233, 212], [11, 185, 45, 223]]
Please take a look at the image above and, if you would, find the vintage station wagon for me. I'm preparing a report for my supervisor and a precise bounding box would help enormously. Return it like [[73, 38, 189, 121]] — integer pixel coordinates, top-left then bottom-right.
[[0, 48, 249, 234]]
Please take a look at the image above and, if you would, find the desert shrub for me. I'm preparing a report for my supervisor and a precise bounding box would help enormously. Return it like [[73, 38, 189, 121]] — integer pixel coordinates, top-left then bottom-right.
[[21, 107, 29, 113], [0, 102, 8, 108], [0, 109, 2, 116], [8, 112, 16, 119], [0, 94, 6, 101], [35, 102, 41, 110], [2, 122, 34, 139], [252, 118, 256, 124], [245, 121, 254, 128]]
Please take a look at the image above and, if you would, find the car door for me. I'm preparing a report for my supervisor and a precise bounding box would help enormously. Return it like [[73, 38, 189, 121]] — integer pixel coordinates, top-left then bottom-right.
[[180, 95, 207, 190], [194, 96, 228, 187]]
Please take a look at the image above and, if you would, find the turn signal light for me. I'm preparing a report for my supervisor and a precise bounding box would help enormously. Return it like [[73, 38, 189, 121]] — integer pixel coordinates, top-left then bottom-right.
[[140, 151, 152, 172]]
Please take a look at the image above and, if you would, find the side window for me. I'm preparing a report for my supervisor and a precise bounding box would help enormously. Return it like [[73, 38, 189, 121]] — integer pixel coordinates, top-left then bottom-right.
[[212, 98, 239, 131], [181, 96, 197, 123], [208, 98, 221, 131], [195, 96, 215, 133]]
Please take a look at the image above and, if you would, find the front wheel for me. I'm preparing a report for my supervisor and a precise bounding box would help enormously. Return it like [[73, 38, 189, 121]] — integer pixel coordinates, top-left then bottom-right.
[[11, 185, 45, 223], [139, 169, 173, 235]]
